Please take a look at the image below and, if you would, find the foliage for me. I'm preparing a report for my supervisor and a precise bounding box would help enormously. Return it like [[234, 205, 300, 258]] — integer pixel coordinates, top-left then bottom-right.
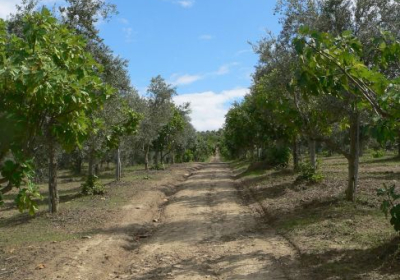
[[372, 149, 385, 158], [15, 179, 42, 216], [296, 161, 324, 183], [377, 184, 400, 232], [265, 146, 291, 168], [183, 150, 194, 162], [0, 8, 112, 213], [294, 27, 400, 122], [81, 175, 105, 195]]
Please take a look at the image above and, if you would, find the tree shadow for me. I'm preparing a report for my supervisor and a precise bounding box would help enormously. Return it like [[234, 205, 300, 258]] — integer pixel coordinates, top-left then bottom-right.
[[361, 156, 399, 165], [301, 236, 400, 280]]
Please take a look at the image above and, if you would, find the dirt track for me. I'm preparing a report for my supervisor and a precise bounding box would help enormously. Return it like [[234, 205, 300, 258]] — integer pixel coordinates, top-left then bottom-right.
[[31, 158, 305, 279]]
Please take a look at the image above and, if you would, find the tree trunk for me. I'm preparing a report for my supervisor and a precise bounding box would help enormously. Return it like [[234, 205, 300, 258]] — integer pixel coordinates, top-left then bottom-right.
[[293, 136, 299, 171], [171, 150, 175, 164], [397, 130, 400, 158], [88, 149, 95, 177], [144, 145, 150, 171], [115, 148, 121, 181], [48, 136, 59, 213], [160, 149, 164, 165], [74, 154, 82, 175], [154, 149, 159, 167], [309, 139, 316, 169], [346, 112, 360, 202]]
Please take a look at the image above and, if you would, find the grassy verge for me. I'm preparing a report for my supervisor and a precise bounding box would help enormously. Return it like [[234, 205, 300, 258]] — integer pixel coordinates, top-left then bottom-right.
[[0, 164, 177, 248], [233, 152, 400, 280]]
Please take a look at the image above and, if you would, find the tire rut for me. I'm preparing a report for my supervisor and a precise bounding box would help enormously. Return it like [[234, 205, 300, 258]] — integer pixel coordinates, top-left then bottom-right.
[[121, 159, 302, 279]]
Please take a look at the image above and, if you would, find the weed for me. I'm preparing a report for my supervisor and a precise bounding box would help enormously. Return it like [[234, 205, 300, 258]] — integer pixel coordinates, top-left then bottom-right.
[[81, 175, 105, 195], [296, 161, 324, 183]]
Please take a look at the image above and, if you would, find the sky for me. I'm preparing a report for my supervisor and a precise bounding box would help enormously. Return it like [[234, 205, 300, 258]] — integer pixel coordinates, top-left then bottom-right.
[[0, 0, 282, 131]]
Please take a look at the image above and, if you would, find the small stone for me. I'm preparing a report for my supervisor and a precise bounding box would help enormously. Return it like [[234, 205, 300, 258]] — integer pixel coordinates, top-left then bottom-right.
[[153, 219, 159, 223], [36, 263, 46, 270], [81, 236, 92, 239]]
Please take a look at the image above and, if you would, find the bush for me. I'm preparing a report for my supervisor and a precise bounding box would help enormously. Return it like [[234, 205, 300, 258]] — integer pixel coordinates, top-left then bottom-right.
[[265, 146, 291, 168], [81, 175, 105, 195], [377, 184, 400, 232], [183, 150, 194, 162], [296, 161, 324, 183], [321, 150, 333, 157], [372, 149, 385, 158], [150, 163, 165, 170]]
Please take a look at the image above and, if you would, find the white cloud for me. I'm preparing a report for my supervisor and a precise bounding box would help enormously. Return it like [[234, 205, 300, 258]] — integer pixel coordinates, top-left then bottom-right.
[[0, 0, 63, 19], [214, 65, 230, 75], [235, 49, 253, 56], [170, 63, 239, 86], [176, 0, 195, 8], [213, 62, 239, 76], [123, 27, 136, 43], [170, 74, 202, 86], [118, 17, 129, 25], [174, 88, 249, 131], [198, 34, 213, 40], [0, 0, 30, 18]]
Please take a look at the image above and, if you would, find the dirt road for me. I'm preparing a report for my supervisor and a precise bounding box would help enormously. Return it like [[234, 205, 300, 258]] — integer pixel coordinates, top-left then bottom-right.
[[30, 159, 304, 279]]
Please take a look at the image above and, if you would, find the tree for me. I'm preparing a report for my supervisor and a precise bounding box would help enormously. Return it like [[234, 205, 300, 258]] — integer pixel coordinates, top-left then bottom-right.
[[0, 8, 112, 213], [294, 28, 400, 200], [152, 104, 190, 166], [138, 76, 176, 170]]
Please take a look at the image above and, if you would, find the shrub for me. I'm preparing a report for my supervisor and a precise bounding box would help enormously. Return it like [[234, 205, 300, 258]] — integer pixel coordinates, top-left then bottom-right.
[[265, 146, 291, 168], [296, 161, 324, 183], [150, 163, 165, 170], [183, 150, 194, 162], [372, 149, 385, 158], [81, 175, 105, 195], [321, 150, 333, 157], [377, 184, 400, 232]]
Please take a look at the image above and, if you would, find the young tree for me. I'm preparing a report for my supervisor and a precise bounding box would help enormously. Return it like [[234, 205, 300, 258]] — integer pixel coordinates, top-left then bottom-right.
[[138, 76, 176, 170], [0, 8, 112, 213]]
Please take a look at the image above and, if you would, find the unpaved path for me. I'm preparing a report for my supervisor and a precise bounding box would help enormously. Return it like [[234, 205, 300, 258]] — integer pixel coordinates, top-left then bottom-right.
[[30, 159, 305, 279]]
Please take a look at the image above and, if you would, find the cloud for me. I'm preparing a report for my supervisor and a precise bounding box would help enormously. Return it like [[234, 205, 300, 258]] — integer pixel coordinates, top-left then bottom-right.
[[174, 88, 249, 131], [213, 62, 239, 76], [214, 65, 230, 75], [123, 27, 136, 43], [198, 34, 213, 40], [235, 49, 253, 56], [176, 0, 195, 8], [170, 74, 202, 86], [170, 63, 239, 86], [118, 17, 129, 25], [0, 0, 63, 18]]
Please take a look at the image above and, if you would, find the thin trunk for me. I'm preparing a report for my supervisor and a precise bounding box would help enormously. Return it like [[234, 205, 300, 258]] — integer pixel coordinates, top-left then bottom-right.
[[359, 129, 364, 157], [160, 149, 164, 165], [398, 130, 400, 157], [293, 136, 299, 171], [309, 139, 316, 169], [74, 155, 82, 175], [48, 136, 59, 213], [346, 112, 360, 202], [115, 148, 121, 181], [144, 145, 150, 171], [88, 149, 95, 177], [154, 149, 159, 167], [172, 150, 175, 164]]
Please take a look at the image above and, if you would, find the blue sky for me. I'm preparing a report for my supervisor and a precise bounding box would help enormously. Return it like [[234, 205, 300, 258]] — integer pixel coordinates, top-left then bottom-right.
[[0, 0, 282, 131]]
